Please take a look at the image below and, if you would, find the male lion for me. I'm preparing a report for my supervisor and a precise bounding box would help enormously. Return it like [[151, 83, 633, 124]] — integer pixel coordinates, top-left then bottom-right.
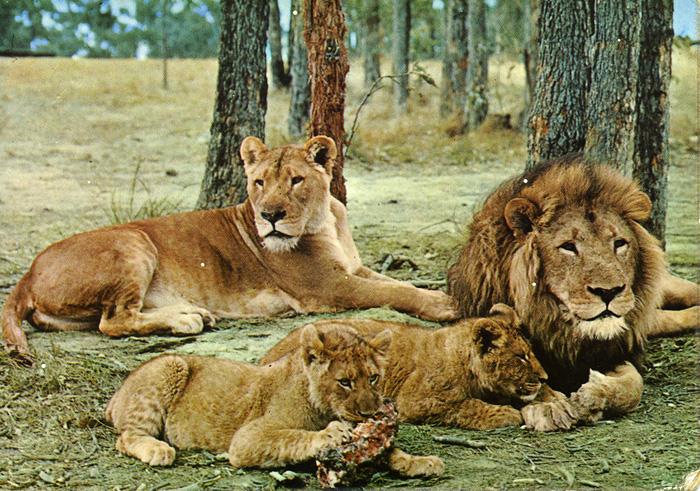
[[447, 155, 699, 430], [1, 135, 457, 359], [106, 323, 444, 478], [260, 304, 563, 430]]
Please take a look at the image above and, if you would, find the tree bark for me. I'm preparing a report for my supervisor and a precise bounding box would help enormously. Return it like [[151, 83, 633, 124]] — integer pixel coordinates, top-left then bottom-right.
[[286, 0, 295, 75], [440, 0, 468, 119], [439, 0, 455, 117], [362, 0, 381, 88], [269, 0, 290, 89], [288, 0, 310, 140], [304, 0, 349, 204], [633, 0, 672, 245], [521, 0, 539, 130], [197, 0, 268, 209], [526, 0, 591, 169], [583, 0, 642, 172], [392, 0, 410, 113], [465, 0, 488, 130]]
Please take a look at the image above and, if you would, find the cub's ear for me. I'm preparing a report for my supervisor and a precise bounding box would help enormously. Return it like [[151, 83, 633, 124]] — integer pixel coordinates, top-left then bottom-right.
[[240, 136, 267, 170], [624, 190, 652, 222], [300, 324, 325, 365], [369, 329, 392, 357], [303, 135, 337, 174], [474, 320, 503, 356], [488, 303, 520, 325], [504, 197, 539, 240]]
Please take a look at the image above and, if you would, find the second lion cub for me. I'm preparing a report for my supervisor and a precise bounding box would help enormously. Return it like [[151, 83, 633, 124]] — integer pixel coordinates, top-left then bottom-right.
[[261, 304, 556, 429], [106, 324, 443, 478]]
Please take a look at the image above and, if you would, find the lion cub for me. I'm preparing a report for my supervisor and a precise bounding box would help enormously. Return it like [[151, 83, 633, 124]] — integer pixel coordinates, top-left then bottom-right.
[[261, 305, 551, 430], [106, 324, 444, 477]]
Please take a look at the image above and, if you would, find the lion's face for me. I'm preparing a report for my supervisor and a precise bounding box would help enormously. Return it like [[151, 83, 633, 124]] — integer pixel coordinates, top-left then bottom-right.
[[471, 305, 548, 402], [300, 324, 391, 423], [240, 136, 336, 253]]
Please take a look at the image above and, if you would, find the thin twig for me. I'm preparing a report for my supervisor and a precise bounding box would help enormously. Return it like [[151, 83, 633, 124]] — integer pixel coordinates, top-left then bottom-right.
[[432, 435, 488, 448]]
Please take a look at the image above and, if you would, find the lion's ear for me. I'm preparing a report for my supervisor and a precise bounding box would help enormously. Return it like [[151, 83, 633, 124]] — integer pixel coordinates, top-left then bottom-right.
[[300, 324, 325, 365], [369, 329, 392, 357], [488, 303, 520, 325], [624, 190, 652, 222], [504, 197, 539, 239], [474, 321, 503, 356], [304, 135, 337, 175], [240, 136, 267, 170]]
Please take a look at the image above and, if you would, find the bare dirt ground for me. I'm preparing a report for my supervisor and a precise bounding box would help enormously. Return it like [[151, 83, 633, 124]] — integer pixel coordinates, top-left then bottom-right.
[[0, 51, 698, 490]]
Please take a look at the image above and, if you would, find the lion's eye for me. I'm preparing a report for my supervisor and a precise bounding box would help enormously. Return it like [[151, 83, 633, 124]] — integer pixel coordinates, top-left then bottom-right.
[[559, 241, 577, 255], [369, 374, 379, 385], [291, 176, 304, 186], [338, 378, 352, 389], [614, 238, 628, 252], [517, 356, 527, 364], [254, 179, 264, 188]]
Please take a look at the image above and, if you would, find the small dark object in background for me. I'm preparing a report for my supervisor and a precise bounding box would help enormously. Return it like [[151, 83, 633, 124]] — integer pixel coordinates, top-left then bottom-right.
[[316, 399, 397, 488], [165, 169, 178, 177]]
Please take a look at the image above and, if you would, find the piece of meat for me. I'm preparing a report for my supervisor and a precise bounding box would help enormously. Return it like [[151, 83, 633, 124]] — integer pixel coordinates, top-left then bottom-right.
[[316, 398, 398, 488]]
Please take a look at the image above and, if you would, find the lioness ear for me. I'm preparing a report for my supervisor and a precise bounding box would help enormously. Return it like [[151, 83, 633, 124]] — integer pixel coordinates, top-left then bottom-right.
[[303, 135, 337, 174], [624, 190, 652, 222], [488, 303, 520, 325], [474, 321, 502, 356], [240, 136, 267, 170], [504, 197, 539, 240], [369, 329, 392, 356], [300, 324, 324, 365]]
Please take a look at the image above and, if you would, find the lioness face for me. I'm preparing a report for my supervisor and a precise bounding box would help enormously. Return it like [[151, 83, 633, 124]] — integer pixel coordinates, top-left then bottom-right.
[[539, 208, 638, 340], [301, 325, 391, 423], [240, 136, 336, 253]]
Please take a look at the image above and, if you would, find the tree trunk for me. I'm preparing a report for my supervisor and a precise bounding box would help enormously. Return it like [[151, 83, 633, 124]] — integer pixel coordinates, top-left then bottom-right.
[[362, 0, 381, 88], [465, 0, 488, 130], [197, 0, 268, 209], [440, 0, 468, 119], [392, 0, 410, 113], [304, 0, 349, 204], [286, 0, 295, 74], [521, 0, 539, 130], [288, 0, 310, 140], [583, 1, 642, 172], [269, 0, 290, 89], [439, 0, 455, 117], [526, 0, 591, 169], [633, 0, 672, 246]]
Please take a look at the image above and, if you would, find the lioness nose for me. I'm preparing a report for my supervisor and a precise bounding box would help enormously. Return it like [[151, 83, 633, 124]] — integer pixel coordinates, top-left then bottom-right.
[[587, 284, 625, 304], [261, 210, 286, 224]]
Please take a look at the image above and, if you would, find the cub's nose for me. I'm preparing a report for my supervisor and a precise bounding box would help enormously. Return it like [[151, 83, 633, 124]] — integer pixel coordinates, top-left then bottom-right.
[[358, 409, 377, 418], [587, 284, 625, 305], [261, 210, 286, 225]]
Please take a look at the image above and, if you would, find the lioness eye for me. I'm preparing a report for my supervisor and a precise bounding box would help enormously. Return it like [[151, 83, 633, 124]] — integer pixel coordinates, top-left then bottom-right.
[[614, 238, 628, 252], [254, 179, 264, 187], [369, 374, 379, 385], [291, 176, 304, 186], [338, 379, 352, 389], [559, 241, 577, 255]]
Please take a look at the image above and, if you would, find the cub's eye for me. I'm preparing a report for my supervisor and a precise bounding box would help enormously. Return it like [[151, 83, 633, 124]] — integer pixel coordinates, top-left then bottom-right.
[[369, 374, 379, 385], [338, 378, 352, 389], [614, 238, 628, 252], [517, 355, 527, 364], [559, 241, 577, 255], [291, 176, 304, 186], [254, 179, 264, 188]]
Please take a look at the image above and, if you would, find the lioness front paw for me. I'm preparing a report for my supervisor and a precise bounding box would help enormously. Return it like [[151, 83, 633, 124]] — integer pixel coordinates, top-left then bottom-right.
[[315, 421, 353, 452], [418, 291, 459, 322], [404, 455, 445, 477], [522, 398, 578, 432], [171, 313, 206, 335]]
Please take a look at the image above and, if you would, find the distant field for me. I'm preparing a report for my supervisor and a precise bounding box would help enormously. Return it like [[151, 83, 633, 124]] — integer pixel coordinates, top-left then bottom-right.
[[0, 47, 697, 489]]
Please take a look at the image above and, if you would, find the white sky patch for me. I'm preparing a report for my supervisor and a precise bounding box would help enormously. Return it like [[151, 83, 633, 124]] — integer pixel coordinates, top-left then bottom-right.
[[76, 22, 96, 48], [170, 0, 186, 14], [117, 13, 139, 27], [110, 0, 136, 17], [51, 0, 69, 13], [41, 11, 64, 31], [136, 41, 150, 60]]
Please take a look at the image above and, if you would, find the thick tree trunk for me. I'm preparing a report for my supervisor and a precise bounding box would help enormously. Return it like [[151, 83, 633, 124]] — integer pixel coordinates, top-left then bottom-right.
[[465, 0, 488, 130], [362, 0, 381, 88], [521, 0, 539, 130], [392, 0, 410, 113], [439, 0, 455, 117], [197, 0, 268, 209], [633, 0, 672, 246], [583, 1, 642, 172], [526, 0, 591, 169], [304, 0, 349, 204], [269, 0, 290, 89], [440, 0, 469, 121], [288, 0, 310, 139], [286, 0, 295, 74]]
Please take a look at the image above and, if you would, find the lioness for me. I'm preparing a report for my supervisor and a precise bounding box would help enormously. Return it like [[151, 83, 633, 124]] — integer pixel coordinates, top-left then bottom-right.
[[106, 324, 444, 478], [2, 136, 457, 359], [447, 156, 700, 430], [260, 304, 561, 430]]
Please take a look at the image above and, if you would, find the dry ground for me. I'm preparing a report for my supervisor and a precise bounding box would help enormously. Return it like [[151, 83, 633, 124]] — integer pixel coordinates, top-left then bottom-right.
[[0, 48, 698, 490]]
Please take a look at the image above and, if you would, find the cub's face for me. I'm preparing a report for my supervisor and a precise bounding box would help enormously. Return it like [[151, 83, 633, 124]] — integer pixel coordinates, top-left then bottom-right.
[[240, 136, 336, 253], [472, 306, 547, 402], [301, 325, 391, 423]]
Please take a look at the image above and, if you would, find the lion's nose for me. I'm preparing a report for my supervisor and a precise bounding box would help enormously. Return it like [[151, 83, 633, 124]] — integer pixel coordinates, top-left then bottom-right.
[[587, 284, 625, 304], [261, 210, 286, 224]]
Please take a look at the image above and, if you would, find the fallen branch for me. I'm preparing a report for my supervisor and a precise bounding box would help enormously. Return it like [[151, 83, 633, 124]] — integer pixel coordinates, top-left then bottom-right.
[[432, 435, 488, 448]]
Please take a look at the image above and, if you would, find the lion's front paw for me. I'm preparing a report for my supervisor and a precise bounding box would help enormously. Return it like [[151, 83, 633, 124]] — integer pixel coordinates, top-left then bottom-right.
[[570, 382, 606, 425], [315, 421, 353, 452], [418, 291, 459, 322], [522, 398, 578, 432]]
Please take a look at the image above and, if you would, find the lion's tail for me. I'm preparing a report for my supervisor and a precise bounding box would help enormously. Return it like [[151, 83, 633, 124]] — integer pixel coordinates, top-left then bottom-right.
[[1, 274, 34, 362]]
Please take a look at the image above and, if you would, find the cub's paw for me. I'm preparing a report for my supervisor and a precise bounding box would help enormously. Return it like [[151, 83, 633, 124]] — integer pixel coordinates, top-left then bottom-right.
[[390, 449, 445, 477], [522, 398, 577, 432], [418, 291, 459, 322], [315, 421, 353, 451], [492, 406, 524, 428], [117, 436, 176, 466]]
